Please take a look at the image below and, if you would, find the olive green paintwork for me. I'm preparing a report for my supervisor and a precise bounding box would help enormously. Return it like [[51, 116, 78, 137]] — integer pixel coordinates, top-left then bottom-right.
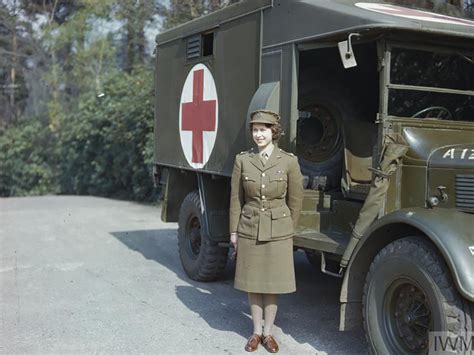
[[342, 207, 474, 302], [154, 7, 261, 174], [384, 120, 474, 212], [154, 0, 474, 324], [261, 1, 474, 49], [154, 0, 474, 177], [428, 144, 474, 212], [155, 0, 272, 46], [396, 120, 474, 167]]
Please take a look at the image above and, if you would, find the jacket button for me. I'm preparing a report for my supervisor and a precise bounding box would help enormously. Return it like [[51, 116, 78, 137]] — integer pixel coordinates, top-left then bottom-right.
[[261, 173, 265, 177], [261, 208, 265, 211], [262, 195, 266, 199], [261, 184, 265, 188], [283, 213, 286, 217], [279, 177, 282, 181], [245, 176, 249, 180]]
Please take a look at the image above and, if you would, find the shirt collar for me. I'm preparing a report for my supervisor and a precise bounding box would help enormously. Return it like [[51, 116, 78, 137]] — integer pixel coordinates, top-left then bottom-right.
[[259, 142, 274, 158]]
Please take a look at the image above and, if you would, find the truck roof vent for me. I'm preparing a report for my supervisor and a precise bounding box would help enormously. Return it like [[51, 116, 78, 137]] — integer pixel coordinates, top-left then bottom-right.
[[186, 35, 201, 60]]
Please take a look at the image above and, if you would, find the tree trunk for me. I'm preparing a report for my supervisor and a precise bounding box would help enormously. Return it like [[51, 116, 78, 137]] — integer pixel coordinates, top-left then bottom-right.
[[9, 0, 17, 124], [126, 18, 135, 73]]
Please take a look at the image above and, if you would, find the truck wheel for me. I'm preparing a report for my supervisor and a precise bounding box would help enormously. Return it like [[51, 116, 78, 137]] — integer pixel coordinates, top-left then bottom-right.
[[178, 191, 228, 281], [298, 85, 359, 189], [363, 237, 473, 354]]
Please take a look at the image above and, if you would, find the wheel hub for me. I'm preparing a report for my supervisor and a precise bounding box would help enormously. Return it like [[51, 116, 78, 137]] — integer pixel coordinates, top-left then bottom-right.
[[390, 283, 431, 352], [187, 216, 201, 258], [297, 105, 342, 162]]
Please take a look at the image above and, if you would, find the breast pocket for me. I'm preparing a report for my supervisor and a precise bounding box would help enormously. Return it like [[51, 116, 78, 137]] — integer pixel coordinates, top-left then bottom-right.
[[242, 174, 258, 196], [269, 173, 288, 197]]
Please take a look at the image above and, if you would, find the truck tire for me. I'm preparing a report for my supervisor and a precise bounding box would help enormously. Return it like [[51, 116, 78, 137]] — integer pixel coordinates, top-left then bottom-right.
[[298, 84, 359, 189], [363, 237, 473, 354], [178, 191, 228, 281]]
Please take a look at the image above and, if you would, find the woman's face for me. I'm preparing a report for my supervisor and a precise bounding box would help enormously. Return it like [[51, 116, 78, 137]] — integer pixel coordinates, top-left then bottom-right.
[[252, 123, 273, 149]]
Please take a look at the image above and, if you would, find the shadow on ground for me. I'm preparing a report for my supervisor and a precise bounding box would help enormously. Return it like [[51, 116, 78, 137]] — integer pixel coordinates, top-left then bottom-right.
[[112, 229, 367, 353]]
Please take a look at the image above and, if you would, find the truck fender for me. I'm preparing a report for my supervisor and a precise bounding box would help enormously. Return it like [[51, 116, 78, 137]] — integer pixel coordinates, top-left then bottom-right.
[[339, 207, 474, 330], [161, 168, 198, 223], [197, 173, 231, 243]]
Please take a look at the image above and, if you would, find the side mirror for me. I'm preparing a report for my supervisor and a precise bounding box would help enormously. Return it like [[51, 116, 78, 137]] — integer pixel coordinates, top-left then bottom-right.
[[338, 33, 361, 69]]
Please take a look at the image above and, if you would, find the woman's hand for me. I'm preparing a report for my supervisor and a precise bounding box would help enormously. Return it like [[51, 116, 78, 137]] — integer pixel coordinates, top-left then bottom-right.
[[230, 233, 238, 259]]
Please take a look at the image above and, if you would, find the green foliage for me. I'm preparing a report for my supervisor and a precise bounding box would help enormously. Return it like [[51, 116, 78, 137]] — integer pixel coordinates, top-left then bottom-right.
[[0, 119, 59, 196], [0, 69, 156, 201], [160, 0, 241, 30], [1, 0, 242, 200], [40, 1, 118, 131], [161, 0, 206, 30], [57, 69, 155, 201]]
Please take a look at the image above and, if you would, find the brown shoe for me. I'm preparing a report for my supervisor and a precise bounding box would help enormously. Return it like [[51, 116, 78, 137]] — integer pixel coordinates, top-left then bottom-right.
[[245, 334, 262, 352], [262, 335, 279, 353]]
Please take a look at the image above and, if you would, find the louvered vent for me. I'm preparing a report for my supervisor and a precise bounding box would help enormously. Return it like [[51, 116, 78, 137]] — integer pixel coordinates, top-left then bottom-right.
[[186, 35, 201, 60], [456, 174, 474, 212]]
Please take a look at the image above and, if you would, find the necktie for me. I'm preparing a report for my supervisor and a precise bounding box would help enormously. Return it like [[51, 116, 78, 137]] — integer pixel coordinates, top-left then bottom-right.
[[260, 153, 268, 165]]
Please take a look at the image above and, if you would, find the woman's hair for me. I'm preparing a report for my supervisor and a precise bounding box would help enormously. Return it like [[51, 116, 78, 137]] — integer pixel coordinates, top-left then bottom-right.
[[251, 122, 283, 141]]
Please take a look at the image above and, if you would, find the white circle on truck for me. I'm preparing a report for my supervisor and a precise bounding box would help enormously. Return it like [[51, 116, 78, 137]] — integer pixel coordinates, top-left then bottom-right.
[[355, 3, 474, 27], [179, 63, 219, 169]]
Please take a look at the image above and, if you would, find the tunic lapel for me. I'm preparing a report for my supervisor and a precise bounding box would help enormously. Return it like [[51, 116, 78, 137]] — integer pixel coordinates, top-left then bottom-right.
[[248, 151, 264, 171], [262, 147, 281, 171]]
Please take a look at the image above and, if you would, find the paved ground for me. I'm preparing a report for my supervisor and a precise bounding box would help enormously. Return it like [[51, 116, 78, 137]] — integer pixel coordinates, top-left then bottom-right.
[[0, 196, 368, 354]]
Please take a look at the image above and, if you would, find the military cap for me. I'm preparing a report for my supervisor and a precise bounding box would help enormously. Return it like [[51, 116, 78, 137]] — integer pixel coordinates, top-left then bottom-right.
[[250, 109, 280, 125]]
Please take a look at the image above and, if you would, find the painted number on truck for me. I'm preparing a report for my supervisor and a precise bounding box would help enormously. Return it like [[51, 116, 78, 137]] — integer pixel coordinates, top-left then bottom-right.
[[179, 63, 219, 169], [442, 148, 474, 160]]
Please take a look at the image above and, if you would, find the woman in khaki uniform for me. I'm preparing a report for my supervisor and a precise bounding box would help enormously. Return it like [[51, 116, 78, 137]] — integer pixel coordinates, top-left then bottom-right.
[[229, 109, 303, 353]]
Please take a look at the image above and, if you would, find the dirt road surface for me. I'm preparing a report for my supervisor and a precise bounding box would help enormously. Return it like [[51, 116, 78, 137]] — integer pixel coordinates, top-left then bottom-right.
[[0, 196, 367, 354]]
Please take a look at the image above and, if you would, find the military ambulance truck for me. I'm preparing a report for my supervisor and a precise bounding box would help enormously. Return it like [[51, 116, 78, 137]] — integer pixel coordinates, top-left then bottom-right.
[[153, 0, 474, 352]]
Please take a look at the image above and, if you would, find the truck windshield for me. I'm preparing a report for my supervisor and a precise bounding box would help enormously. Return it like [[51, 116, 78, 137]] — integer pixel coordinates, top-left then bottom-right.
[[387, 46, 474, 122]]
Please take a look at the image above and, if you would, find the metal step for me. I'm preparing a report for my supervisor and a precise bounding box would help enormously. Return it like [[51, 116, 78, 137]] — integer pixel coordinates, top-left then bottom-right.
[[301, 189, 331, 211], [294, 230, 350, 255]]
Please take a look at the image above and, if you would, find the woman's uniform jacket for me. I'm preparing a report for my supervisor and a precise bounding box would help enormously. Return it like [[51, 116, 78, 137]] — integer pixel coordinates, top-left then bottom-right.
[[229, 146, 304, 242]]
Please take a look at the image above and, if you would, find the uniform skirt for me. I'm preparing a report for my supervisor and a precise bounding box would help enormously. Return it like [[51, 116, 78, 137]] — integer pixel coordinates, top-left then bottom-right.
[[234, 236, 296, 294]]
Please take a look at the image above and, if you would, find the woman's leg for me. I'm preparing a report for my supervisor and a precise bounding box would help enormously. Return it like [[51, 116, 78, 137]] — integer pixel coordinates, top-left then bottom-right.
[[248, 292, 263, 335], [262, 293, 278, 336]]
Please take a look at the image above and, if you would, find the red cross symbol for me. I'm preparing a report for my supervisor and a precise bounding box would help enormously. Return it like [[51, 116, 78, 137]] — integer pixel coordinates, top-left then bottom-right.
[[181, 69, 217, 163]]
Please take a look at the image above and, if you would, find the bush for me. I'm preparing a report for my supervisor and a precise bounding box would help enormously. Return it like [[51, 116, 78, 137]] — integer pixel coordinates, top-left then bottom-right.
[[1, 69, 156, 202], [57, 69, 156, 201], [0, 120, 59, 197]]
